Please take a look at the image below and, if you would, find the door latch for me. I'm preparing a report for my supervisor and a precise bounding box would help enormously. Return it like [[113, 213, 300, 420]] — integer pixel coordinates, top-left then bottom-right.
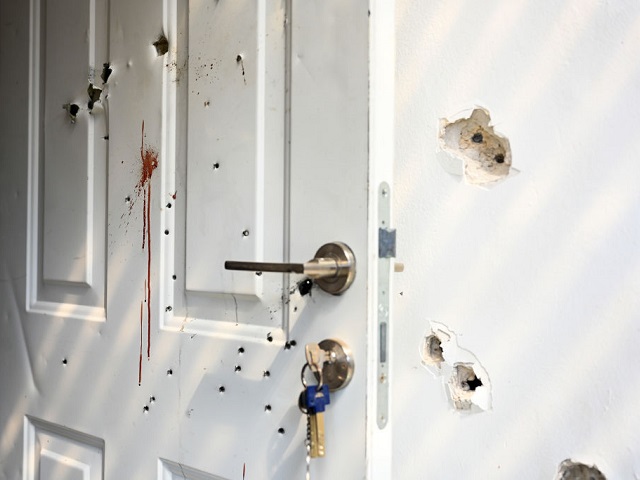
[[225, 242, 356, 295]]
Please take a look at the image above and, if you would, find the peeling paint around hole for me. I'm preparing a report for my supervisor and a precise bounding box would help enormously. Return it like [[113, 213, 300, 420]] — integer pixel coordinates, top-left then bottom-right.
[[555, 459, 606, 480], [439, 107, 517, 188], [420, 322, 492, 412]]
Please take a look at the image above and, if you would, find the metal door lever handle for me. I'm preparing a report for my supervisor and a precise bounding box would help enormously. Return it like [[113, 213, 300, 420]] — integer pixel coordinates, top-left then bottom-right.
[[225, 242, 356, 295]]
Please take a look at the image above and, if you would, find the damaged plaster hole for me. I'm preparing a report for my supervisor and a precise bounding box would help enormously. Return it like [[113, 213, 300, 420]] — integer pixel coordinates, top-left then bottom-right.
[[420, 322, 492, 412], [153, 34, 169, 56], [449, 364, 483, 410], [555, 459, 606, 480], [439, 108, 516, 187], [421, 335, 444, 365]]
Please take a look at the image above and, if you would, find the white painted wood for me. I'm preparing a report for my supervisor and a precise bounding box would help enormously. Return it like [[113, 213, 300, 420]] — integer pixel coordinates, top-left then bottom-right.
[[1, 1, 385, 480], [23, 417, 104, 480], [26, 0, 108, 320]]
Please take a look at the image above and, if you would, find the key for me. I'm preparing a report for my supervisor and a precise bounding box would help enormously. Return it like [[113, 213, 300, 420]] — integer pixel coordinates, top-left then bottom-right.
[[305, 343, 328, 386], [304, 384, 330, 458]]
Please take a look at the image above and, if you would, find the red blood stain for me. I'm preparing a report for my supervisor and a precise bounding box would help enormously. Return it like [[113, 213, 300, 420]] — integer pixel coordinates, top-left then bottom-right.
[[171, 191, 177, 200], [138, 301, 143, 386], [136, 121, 158, 384]]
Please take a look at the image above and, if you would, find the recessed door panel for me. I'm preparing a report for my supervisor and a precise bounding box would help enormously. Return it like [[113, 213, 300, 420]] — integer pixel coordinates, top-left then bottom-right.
[[166, 0, 286, 337], [28, 0, 108, 320]]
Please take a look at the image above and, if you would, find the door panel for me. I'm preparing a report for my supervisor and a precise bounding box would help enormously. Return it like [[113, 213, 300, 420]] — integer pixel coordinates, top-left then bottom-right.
[[24, 417, 104, 480], [29, 0, 108, 319], [1, 0, 374, 478]]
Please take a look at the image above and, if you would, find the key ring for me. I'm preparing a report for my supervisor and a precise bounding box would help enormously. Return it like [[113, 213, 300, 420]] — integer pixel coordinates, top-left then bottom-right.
[[300, 362, 324, 391]]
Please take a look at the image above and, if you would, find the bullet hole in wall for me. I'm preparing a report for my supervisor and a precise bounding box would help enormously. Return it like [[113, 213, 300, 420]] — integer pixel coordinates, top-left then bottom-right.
[[421, 335, 444, 365], [448, 364, 483, 410], [555, 459, 606, 480], [439, 108, 515, 187], [420, 322, 492, 412]]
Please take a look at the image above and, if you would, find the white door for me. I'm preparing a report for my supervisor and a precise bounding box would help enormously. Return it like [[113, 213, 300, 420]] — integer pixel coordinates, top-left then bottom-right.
[[0, 0, 393, 479]]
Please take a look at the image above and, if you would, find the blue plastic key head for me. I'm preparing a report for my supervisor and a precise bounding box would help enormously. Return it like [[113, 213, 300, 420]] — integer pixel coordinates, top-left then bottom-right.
[[305, 384, 331, 414]]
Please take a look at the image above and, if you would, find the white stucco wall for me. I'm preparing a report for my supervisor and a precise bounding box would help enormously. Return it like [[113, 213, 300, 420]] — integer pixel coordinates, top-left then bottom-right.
[[392, 1, 640, 478]]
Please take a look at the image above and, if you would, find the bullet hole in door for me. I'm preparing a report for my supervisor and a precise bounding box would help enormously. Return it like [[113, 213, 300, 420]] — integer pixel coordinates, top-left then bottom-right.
[[264, 404, 272, 412], [236, 54, 247, 85], [218, 385, 226, 393], [238, 347, 245, 354], [439, 108, 516, 187], [62, 358, 68, 365], [263, 370, 271, 378], [242, 229, 250, 237], [101, 63, 112, 83], [234, 365, 242, 372], [277, 427, 285, 435], [143, 405, 149, 413], [166, 368, 173, 376], [153, 34, 169, 56], [87, 83, 102, 110], [298, 278, 313, 296], [555, 459, 606, 480], [213, 162, 220, 170], [63, 103, 80, 123]]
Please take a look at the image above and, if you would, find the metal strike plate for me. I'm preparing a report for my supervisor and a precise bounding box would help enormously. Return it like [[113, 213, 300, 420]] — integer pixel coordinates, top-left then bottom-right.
[[315, 339, 354, 392]]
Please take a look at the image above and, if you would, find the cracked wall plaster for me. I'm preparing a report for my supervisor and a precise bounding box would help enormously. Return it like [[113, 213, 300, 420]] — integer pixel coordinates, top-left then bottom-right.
[[420, 322, 491, 412], [438, 107, 517, 188]]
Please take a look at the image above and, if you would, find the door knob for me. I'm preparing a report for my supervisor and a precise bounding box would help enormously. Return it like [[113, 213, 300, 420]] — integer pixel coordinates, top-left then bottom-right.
[[225, 241, 355, 295]]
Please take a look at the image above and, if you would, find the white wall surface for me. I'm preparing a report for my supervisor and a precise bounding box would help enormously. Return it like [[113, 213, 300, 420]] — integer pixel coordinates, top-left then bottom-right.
[[393, 1, 640, 478]]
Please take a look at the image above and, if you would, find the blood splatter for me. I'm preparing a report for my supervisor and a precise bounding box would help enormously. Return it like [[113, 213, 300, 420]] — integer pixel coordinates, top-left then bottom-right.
[[135, 121, 159, 384]]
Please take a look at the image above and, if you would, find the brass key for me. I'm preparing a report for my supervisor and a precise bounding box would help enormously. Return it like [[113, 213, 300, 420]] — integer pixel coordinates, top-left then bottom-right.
[[308, 409, 326, 458], [303, 384, 330, 458]]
